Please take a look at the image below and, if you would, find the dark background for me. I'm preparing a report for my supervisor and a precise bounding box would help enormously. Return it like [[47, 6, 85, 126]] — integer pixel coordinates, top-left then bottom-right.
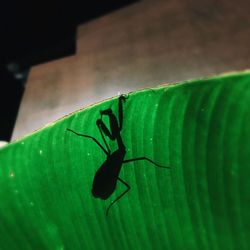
[[0, 0, 137, 141]]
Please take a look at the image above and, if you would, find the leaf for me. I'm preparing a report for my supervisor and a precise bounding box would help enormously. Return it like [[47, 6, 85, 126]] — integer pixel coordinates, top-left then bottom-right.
[[0, 71, 250, 250]]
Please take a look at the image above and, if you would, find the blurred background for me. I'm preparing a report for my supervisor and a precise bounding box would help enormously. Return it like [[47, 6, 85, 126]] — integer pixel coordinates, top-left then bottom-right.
[[1, 0, 250, 142]]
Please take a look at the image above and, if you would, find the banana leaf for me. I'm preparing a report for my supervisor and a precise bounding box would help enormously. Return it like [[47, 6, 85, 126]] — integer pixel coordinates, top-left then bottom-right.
[[0, 71, 249, 250]]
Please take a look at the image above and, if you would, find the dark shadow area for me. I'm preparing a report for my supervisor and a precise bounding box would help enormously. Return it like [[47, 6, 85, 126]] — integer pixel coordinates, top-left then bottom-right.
[[0, 69, 24, 141]]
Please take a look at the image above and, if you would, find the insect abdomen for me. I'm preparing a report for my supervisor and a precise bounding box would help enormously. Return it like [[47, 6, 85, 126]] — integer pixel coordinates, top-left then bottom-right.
[[92, 149, 125, 199]]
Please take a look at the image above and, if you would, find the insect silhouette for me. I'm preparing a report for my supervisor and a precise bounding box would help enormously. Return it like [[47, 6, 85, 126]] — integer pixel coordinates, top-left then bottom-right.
[[67, 95, 170, 216]]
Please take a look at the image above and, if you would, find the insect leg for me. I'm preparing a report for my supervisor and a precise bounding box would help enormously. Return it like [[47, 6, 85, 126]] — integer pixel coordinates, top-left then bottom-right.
[[96, 119, 112, 154], [96, 119, 115, 140], [123, 157, 170, 169], [66, 128, 109, 155], [118, 94, 128, 131], [106, 177, 131, 216]]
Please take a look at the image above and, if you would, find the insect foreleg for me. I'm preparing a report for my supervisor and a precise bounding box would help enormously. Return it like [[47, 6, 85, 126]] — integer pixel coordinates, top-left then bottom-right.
[[96, 119, 111, 154], [106, 177, 131, 216], [118, 94, 128, 131], [96, 119, 115, 140], [123, 157, 170, 169]]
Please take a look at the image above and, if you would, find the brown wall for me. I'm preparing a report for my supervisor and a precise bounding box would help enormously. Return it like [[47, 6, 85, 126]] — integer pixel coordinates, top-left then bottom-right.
[[12, 0, 250, 140]]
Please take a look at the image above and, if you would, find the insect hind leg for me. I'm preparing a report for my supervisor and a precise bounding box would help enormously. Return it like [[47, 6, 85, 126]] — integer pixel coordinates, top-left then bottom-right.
[[106, 177, 131, 216]]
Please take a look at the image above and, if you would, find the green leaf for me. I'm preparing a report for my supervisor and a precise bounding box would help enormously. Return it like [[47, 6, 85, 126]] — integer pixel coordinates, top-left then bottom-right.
[[0, 71, 250, 249]]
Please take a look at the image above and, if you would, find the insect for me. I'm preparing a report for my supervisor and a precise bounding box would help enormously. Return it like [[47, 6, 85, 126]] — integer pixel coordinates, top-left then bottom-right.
[[67, 95, 170, 216]]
